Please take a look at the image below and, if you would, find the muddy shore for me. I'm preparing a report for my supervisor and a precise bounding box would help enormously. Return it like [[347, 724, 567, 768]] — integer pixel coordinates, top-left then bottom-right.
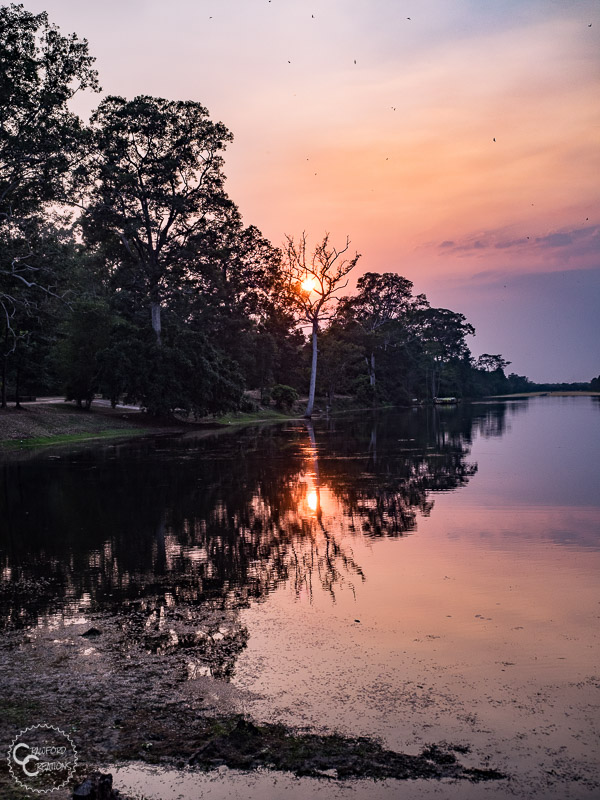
[[0, 588, 505, 798]]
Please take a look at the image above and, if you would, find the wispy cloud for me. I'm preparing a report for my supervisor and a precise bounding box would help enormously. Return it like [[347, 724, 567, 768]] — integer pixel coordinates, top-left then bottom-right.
[[494, 238, 530, 250], [436, 225, 600, 270]]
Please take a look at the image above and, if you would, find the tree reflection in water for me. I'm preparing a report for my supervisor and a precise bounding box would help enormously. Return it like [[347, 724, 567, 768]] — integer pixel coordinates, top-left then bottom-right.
[[0, 404, 515, 633]]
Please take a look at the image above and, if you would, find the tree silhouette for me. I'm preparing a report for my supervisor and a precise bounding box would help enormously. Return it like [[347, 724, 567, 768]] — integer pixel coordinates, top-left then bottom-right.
[[0, 4, 99, 219], [282, 232, 360, 417], [340, 272, 428, 391], [81, 95, 233, 343]]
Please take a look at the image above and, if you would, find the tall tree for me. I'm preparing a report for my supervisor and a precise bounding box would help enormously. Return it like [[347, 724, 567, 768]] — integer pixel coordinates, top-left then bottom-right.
[[182, 211, 284, 376], [0, 3, 99, 219], [339, 272, 428, 390], [415, 307, 475, 398], [0, 4, 98, 405], [81, 94, 234, 343], [282, 232, 360, 417]]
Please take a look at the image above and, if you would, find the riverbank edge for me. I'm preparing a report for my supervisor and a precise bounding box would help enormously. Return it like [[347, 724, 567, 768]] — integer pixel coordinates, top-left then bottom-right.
[[487, 391, 600, 398], [0, 402, 296, 450], [0, 400, 363, 449], [2, 392, 597, 450], [0, 701, 506, 800]]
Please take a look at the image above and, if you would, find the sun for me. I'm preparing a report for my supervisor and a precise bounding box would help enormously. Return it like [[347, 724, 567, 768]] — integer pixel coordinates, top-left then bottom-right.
[[301, 276, 316, 293]]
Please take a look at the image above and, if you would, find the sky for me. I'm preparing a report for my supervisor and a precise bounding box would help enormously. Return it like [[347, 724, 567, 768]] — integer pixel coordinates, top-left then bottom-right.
[[28, 0, 600, 382]]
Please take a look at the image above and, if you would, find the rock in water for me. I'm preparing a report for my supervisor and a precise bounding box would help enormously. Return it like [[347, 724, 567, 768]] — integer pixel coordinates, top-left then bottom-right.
[[73, 771, 127, 799], [73, 777, 93, 797], [81, 627, 102, 638]]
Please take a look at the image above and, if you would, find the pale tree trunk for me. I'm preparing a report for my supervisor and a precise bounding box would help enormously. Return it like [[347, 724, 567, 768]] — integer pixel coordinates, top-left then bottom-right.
[[369, 352, 376, 387], [305, 318, 318, 418], [151, 301, 162, 345]]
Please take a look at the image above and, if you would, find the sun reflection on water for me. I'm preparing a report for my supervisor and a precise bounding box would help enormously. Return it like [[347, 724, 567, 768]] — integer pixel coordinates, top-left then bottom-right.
[[306, 490, 319, 513]]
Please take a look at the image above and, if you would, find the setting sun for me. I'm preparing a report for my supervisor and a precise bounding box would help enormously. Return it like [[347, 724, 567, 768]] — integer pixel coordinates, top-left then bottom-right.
[[301, 276, 317, 293]]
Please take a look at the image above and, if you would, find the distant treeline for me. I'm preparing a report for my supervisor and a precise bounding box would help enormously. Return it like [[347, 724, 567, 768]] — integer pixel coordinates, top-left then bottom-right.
[[1, 6, 597, 415], [469, 373, 599, 396], [517, 380, 599, 393]]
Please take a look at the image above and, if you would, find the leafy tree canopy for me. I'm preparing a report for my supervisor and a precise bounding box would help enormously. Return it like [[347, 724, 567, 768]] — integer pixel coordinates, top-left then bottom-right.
[[0, 3, 99, 218], [81, 94, 234, 340]]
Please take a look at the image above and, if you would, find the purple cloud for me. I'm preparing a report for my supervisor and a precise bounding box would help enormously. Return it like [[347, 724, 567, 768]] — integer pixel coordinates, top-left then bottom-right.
[[438, 224, 599, 262], [535, 232, 573, 247]]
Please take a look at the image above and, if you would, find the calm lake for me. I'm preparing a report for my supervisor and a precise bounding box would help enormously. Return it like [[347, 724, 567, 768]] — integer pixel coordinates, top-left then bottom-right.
[[1, 396, 599, 799]]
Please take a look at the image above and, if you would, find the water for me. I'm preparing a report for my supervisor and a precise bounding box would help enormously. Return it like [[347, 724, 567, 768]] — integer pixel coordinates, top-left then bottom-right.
[[1, 396, 599, 799]]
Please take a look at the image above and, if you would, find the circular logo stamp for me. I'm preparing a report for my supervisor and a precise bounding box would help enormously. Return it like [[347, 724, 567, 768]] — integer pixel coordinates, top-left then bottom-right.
[[8, 724, 78, 794]]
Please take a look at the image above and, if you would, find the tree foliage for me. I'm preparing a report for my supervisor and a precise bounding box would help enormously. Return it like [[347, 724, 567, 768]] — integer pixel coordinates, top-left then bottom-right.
[[339, 272, 428, 394], [271, 384, 298, 411], [81, 94, 234, 342], [0, 3, 98, 218], [0, 4, 98, 406]]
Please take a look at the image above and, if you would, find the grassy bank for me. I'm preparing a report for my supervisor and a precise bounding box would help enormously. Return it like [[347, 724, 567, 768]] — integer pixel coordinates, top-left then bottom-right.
[[0, 402, 167, 449], [0, 401, 304, 450], [214, 408, 293, 425], [5, 428, 149, 449]]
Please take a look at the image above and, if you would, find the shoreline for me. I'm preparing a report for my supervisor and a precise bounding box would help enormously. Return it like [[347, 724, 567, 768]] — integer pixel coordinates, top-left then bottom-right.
[[486, 391, 600, 398], [1, 392, 598, 451], [0, 609, 506, 798], [0, 401, 301, 450]]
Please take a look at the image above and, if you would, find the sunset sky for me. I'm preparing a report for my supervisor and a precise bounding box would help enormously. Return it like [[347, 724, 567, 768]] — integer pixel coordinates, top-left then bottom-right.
[[30, 0, 599, 381]]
